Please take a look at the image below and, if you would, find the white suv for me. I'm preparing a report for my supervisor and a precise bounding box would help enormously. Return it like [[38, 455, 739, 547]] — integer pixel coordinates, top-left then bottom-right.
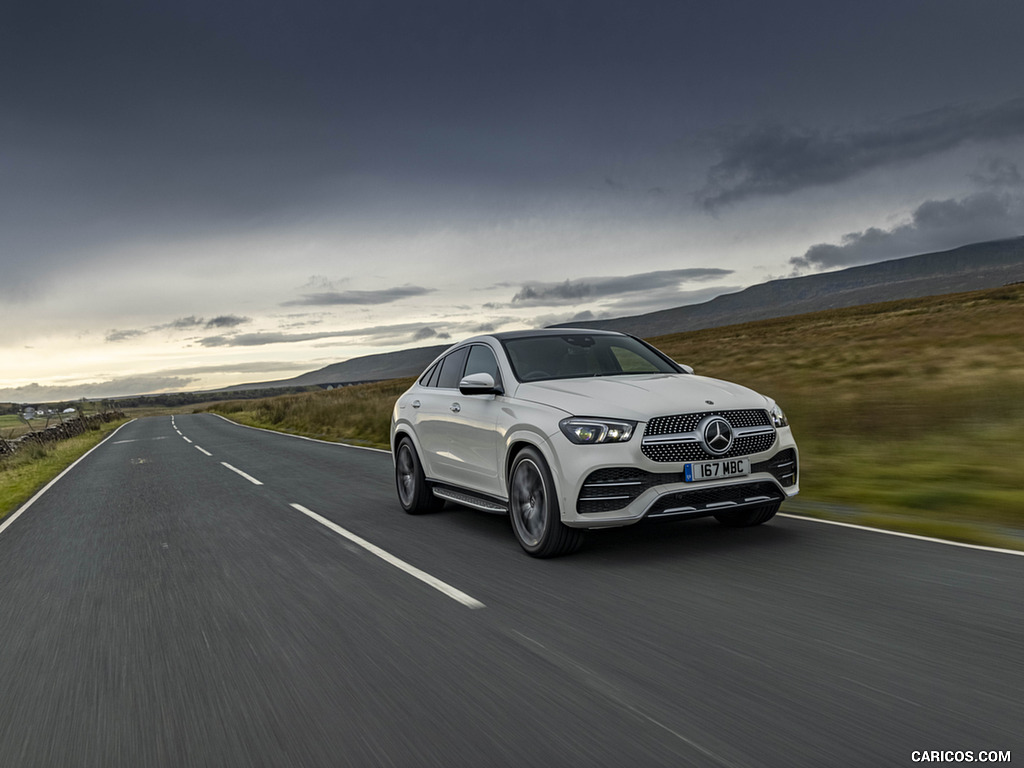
[[390, 329, 799, 557]]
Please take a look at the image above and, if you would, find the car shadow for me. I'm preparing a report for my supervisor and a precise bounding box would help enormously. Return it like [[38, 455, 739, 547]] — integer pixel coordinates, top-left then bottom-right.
[[433, 501, 801, 563]]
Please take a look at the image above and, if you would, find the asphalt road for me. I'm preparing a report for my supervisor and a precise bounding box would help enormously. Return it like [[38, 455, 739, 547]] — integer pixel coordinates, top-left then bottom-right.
[[1, 414, 1021, 768]]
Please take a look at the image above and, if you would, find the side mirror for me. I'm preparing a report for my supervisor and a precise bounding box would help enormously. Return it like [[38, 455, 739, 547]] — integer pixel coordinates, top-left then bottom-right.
[[677, 362, 695, 375], [459, 372, 503, 396]]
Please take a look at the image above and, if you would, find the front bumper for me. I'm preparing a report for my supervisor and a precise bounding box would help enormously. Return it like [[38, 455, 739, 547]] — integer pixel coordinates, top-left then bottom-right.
[[552, 426, 799, 529]]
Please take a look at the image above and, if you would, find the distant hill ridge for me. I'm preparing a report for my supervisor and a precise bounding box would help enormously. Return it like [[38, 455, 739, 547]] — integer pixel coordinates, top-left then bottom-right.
[[552, 236, 1024, 337], [227, 237, 1024, 391]]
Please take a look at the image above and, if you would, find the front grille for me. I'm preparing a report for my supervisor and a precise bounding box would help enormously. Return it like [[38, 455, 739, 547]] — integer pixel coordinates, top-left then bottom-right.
[[642, 433, 776, 463], [645, 482, 784, 519], [644, 409, 770, 436], [641, 408, 776, 463]]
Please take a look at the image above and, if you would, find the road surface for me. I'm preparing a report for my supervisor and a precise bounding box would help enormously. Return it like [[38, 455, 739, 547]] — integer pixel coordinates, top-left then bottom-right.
[[1, 414, 1021, 767]]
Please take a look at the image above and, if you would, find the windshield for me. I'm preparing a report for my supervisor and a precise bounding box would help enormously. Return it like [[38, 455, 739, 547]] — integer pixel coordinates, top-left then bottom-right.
[[502, 334, 681, 382]]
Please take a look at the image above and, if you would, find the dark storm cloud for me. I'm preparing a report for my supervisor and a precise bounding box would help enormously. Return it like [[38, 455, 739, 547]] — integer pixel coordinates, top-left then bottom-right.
[[204, 315, 250, 329], [699, 99, 1024, 210], [790, 190, 1024, 272], [199, 332, 350, 348], [105, 329, 147, 343], [972, 158, 1024, 188], [412, 327, 451, 342], [281, 286, 435, 307], [509, 269, 733, 306], [199, 321, 456, 347], [106, 315, 251, 342], [6, 0, 1024, 306]]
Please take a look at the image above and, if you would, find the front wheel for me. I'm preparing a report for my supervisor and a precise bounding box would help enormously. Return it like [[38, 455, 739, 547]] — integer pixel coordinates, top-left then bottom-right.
[[714, 501, 780, 528], [508, 447, 583, 558], [395, 437, 444, 514]]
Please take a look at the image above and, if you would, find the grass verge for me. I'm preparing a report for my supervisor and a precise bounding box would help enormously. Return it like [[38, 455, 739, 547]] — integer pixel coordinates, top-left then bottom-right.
[[0, 419, 129, 523], [206, 285, 1024, 550], [204, 378, 416, 451]]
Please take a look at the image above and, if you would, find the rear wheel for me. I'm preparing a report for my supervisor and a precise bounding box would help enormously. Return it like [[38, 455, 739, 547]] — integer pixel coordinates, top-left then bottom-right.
[[395, 437, 444, 514], [714, 501, 780, 528], [508, 447, 583, 557]]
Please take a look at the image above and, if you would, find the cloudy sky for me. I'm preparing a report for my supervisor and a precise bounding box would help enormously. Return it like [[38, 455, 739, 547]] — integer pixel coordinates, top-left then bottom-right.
[[3, 0, 1023, 401]]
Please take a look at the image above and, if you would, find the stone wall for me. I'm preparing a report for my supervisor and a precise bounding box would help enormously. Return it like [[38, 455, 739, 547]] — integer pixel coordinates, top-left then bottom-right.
[[0, 412, 126, 457]]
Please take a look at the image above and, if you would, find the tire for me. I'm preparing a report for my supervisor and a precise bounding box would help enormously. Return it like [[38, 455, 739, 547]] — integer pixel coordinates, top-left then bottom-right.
[[508, 447, 583, 558], [395, 437, 444, 514], [714, 501, 780, 528]]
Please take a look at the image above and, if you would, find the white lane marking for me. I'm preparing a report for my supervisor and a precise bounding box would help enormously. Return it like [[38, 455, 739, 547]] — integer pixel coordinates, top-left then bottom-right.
[[208, 412, 390, 454], [112, 437, 167, 444], [195, 446, 212, 457], [289, 503, 485, 610], [778, 513, 1024, 557], [182, 436, 193, 444], [220, 462, 264, 485], [0, 420, 137, 537]]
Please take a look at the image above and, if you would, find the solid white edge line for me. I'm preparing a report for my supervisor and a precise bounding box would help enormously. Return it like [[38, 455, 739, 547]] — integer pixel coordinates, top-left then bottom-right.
[[289, 503, 485, 609], [207, 412, 390, 454], [220, 462, 264, 485], [195, 446, 212, 457], [0, 419, 137, 537], [778, 513, 1024, 557]]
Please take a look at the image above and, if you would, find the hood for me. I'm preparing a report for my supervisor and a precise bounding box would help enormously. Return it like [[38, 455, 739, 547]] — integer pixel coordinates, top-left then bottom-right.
[[513, 373, 769, 422]]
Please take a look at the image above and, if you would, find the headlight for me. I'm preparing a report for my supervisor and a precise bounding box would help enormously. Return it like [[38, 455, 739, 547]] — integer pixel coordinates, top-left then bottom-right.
[[769, 403, 789, 428], [559, 417, 636, 444]]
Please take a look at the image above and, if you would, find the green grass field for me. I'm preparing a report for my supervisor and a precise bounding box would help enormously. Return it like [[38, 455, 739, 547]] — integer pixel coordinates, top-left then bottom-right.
[[204, 284, 1024, 549], [0, 413, 47, 439]]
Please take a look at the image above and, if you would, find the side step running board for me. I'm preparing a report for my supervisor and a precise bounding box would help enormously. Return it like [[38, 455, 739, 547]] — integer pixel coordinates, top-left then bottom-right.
[[433, 487, 508, 514]]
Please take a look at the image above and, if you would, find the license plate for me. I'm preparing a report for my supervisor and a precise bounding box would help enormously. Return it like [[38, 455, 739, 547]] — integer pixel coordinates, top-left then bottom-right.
[[684, 458, 750, 482]]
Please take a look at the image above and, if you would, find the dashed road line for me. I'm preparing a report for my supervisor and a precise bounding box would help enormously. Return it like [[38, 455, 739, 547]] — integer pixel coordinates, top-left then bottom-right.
[[195, 446, 212, 457], [289, 503, 485, 610], [221, 462, 264, 486], [182, 436, 193, 444]]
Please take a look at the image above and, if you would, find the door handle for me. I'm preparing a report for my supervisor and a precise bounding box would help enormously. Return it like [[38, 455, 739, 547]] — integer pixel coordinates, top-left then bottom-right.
[[450, 403, 461, 413], [412, 400, 421, 408]]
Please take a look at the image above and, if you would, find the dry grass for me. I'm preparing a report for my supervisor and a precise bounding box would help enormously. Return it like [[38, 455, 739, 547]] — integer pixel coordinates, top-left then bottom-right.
[[650, 284, 1024, 541], [204, 284, 1024, 546], [205, 378, 417, 450]]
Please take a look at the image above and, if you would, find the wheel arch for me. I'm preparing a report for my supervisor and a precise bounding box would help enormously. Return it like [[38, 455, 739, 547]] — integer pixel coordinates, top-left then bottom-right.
[[502, 431, 568, 515]]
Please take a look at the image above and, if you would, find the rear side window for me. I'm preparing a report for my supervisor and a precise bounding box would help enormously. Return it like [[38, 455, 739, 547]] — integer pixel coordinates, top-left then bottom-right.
[[419, 362, 439, 387], [436, 347, 470, 389]]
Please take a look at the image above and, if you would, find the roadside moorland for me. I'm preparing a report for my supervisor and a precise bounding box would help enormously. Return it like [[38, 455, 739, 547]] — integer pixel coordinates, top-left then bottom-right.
[[205, 283, 1024, 549], [0, 419, 130, 518]]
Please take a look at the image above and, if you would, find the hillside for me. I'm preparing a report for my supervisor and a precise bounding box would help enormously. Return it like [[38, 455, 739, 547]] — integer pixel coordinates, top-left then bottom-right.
[[554, 236, 1024, 337], [222, 343, 451, 391], [223, 237, 1024, 391]]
